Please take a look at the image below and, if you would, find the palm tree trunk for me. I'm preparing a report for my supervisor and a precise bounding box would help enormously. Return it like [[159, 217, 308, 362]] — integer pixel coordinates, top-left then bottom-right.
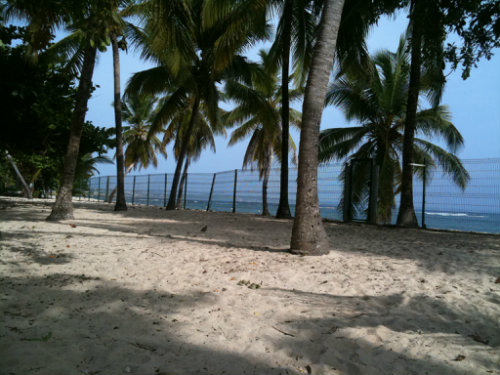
[[276, 0, 292, 219], [397, 6, 421, 228], [176, 158, 190, 209], [5, 150, 32, 199], [47, 46, 97, 221], [166, 97, 200, 210], [112, 33, 127, 211], [262, 152, 272, 216], [290, 0, 345, 255], [107, 165, 133, 203]]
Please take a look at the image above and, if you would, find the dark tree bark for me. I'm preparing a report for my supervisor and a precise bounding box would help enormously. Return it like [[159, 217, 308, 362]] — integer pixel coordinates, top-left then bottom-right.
[[166, 97, 200, 210], [397, 5, 421, 228], [290, 0, 345, 255], [261, 150, 272, 216], [176, 158, 190, 209], [112, 33, 127, 211], [47, 46, 97, 221], [276, 0, 292, 219]]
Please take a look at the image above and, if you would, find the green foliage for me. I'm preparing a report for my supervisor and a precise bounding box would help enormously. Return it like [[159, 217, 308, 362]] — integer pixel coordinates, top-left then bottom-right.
[[121, 93, 166, 170], [320, 35, 469, 223], [224, 50, 299, 178], [0, 26, 114, 196]]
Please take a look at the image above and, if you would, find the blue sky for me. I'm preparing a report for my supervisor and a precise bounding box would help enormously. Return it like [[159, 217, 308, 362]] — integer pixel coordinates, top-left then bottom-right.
[[88, 11, 500, 176]]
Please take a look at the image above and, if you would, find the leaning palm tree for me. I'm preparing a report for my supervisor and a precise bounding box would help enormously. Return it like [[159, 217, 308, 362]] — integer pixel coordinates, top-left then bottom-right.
[[5, 0, 122, 220], [224, 52, 299, 216], [290, 0, 346, 255], [169, 103, 223, 209], [126, 0, 268, 210], [319, 34, 469, 223]]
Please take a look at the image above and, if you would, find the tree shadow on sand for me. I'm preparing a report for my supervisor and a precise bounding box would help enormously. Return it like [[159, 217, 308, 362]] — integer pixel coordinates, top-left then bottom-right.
[[2, 200, 500, 276], [1, 273, 498, 375]]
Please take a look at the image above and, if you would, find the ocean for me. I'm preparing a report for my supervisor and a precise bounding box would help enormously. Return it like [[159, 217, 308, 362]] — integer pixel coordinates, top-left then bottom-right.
[[118, 194, 500, 234], [88, 159, 500, 235]]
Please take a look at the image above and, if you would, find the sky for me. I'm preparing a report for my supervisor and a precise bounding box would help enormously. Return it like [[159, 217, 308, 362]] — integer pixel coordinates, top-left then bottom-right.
[[86, 11, 500, 176]]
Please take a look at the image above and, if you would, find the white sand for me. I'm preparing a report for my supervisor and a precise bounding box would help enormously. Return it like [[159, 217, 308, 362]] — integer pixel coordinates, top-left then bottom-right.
[[1, 197, 499, 375]]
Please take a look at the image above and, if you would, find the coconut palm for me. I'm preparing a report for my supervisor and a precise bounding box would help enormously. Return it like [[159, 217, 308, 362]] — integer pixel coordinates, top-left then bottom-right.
[[5, 0, 123, 220], [266, 0, 320, 218], [159, 100, 225, 209], [106, 93, 165, 203], [125, 0, 268, 210], [224, 51, 299, 215], [267, 0, 385, 218], [290, 0, 345, 255], [319, 34, 469, 223], [121, 94, 166, 172]]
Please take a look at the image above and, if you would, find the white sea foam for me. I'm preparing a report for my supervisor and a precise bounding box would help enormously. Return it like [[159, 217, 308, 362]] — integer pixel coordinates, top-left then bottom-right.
[[426, 212, 486, 218]]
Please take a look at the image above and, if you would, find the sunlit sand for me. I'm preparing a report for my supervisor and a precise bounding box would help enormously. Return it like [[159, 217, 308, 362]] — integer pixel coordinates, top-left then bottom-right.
[[1, 197, 499, 374]]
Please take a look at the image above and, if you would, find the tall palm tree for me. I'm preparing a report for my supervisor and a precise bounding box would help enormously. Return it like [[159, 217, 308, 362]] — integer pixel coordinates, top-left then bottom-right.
[[268, 0, 398, 219], [110, 8, 128, 211], [319, 35, 469, 223], [267, 0, 320, 218], [5, 0, 122, 220], [126, 0, 268, 210], [224, 51, 299, 215], [290, 0, 346, 255], [397, 0, 446, 227]]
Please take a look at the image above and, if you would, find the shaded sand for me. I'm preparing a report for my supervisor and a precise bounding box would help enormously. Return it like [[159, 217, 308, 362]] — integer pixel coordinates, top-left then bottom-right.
[[1, 197, 499, 375]]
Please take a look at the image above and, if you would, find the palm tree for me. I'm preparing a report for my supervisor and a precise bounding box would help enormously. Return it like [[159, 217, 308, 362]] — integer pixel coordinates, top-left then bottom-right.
[[397, 0, 446, 227], [106, 93, 166, 203], [290, 0, 346, 255], [110, 10, 128, 211], [268, 0, 399, 219], [121, 94, 166, 172], [224, 51, 299, 215], [5, 0, 122, 220], [267, 0, 319, 218], [126, 0, 268, 210], [319, 35, 469, 223], [161, 101, 224, 209]]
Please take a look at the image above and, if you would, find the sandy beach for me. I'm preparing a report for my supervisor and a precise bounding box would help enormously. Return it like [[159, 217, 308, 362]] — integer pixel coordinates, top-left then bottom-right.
[[1, 197, 499, 375]]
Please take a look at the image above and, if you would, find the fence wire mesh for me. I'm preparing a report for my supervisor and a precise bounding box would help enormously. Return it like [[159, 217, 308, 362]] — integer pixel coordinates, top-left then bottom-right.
[[87, 158, 500, 234]]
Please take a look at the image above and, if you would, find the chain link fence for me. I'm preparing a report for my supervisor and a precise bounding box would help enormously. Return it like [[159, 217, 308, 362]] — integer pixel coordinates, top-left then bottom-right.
[[84, 158, 500, 234]]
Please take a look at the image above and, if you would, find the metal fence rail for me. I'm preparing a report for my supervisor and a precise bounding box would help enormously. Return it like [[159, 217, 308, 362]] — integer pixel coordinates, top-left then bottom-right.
[[86, 158, 500, 234]]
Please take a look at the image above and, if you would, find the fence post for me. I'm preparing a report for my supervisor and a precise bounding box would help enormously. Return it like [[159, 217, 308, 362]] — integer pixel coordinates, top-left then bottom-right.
[[232, 169, 238, 213], [422, 160, 427, 229], [88, 179, 91, 201], [132, 176, 136, 205], [146, 175, 150, 205], [183, 173, 188, 209], [368, 159, 379, 225], [207, 173, 216, 211], [97, 176, 101, 201], [343, 162, 352, 222], [164, 173, 168, 207], [105, 176, 110, 203]]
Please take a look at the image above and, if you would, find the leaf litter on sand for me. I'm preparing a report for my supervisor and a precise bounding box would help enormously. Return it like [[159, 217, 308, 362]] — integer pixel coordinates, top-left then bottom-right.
[[237, 280, 261, 289]]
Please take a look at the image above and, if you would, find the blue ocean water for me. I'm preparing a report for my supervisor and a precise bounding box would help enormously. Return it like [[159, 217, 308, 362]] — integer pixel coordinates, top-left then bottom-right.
[[110, 192, 499, 234], [88, 158, 500, 235]]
